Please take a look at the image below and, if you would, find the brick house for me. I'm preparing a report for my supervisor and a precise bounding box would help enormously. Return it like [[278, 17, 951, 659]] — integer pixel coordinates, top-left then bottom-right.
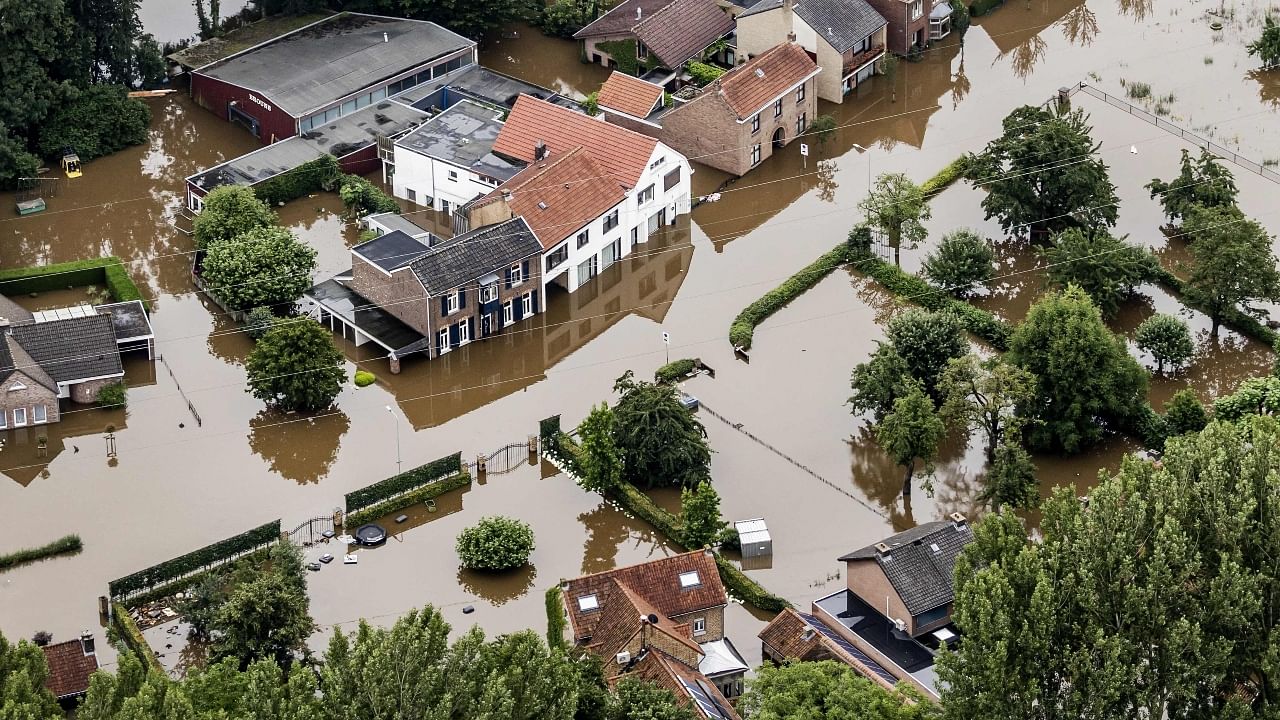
[[736, 0, 888, 101], [861, 0, 950, 55], [574, 0, 736, 77], [615, 42, 820, 176], [560, 550, 748, 713], [41, 633, 99, 705]]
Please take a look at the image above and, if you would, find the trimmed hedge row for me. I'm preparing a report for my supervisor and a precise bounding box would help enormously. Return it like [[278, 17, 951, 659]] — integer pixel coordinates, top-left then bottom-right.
[[612, 481, 686, 542], [111, 601, 163, 673], [344, 470, 472, 527], [254, 155, 341, 206], [730, 244, 852, 350], [0, 256, 144, 305], [344, 452, 463, 513], [0, 534, 82, 572], [545, 586, 567, 650], [109, 520, 280, 599], [715, 553, 790, 612], [119, 547, 273, 609], [655, 358, 698, 383], [857, 254, 1013, 350], [921, 155, 968, 198], [1148, 265, 1278, 346]]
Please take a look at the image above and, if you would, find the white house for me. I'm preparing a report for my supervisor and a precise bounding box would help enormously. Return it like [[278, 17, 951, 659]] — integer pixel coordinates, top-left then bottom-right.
[[388, 100, 524, 215], [461, 94, 692, 295]]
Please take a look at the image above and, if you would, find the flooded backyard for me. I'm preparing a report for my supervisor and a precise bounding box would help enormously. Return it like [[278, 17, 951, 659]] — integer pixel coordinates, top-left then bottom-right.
[[3, 0, 1280, 673]]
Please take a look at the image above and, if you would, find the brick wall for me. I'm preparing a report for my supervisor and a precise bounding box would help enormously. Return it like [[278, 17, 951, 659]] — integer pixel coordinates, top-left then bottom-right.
[[425, 252, 545, 359], [844, 559, 912, 631], [672, 604, 726, 643], [863, 0, 929, 54], [69, 377, 115, 405], [0, 372, 60, 425], [349, 255, 432, 337]]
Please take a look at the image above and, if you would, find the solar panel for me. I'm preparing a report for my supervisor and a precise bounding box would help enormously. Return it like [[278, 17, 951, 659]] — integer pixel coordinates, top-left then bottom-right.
[[799, 613, 900, 686], [679, 678, 733, 720]]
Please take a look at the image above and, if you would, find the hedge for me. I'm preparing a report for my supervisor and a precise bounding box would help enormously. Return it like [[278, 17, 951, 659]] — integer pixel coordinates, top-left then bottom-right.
[[0, 256, 144, 305], [111, 601, 162, 673], [655, 358, 697, 383], [920, 155, 968, 199], [254, 154, 341, 206], [0, 534, 82, 572], [118, 547, 274, 609], [344, 470, 472, 527], [686, 61, 726, 86], [108, 520, 281, 599], [344, 452, 464, 513], [730, 244, 852, 350], [1148, 265, 1278, 346], [545, 586, 567, 649], [857, 254, 1013, 350], [714, 553, 790, 612]]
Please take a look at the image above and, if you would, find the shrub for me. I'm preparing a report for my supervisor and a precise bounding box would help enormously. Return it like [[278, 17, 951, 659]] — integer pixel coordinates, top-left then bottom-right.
[[36, 85, 150, 161], [354, 369, 376, 387], [808, 114, 838, 146], [193, 185, 277, 250], [0, 534, 83, 572], [96, 381, 127, 409], [1135, 313, 1194, 374], [1164, 389, 1208, 436], [714, 553, 789, 612], [580, 91, 599, 116], [858, 255, 1013, 350], [456, 516, 535, 570], [654, 358, 697, 383], [254, 154, 341, 206], [545, 586, 567, 649], [200, 225, 317, 312], [338, 174, 399, 218], [686, 61, 726, 86], [920, 155, 969, 198], [244, 306, 279, 340], [921, 229, 994, 297], [345, 453, 464, 512], [729, 244, 849, 350]]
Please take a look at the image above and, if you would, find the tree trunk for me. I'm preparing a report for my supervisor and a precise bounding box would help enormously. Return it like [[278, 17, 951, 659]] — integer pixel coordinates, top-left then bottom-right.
[[902, 460, 914, 498], [1210, 312, 1222, 338]]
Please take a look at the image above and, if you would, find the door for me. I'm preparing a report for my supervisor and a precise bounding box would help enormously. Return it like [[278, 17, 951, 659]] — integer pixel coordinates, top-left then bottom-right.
[[228, 104, 261, 138], [481, 312, 493, 337], [772, 127, 786, 149]]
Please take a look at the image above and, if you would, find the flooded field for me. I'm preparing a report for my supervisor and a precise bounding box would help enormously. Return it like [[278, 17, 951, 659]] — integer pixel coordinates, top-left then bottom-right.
[[3, 0, 1279, 673]]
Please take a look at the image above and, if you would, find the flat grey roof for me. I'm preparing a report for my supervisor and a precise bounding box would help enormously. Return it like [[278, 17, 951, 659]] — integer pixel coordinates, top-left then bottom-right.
[[306, 277, 429, 355], [96, 301, 154, 342], [187, 100, 428, 192], [366, 212, 433, 238], [395, 100, 524, 181], [393, 64, 581, 111], [197, 13, 474, 117], [352, 230, 431, 272]]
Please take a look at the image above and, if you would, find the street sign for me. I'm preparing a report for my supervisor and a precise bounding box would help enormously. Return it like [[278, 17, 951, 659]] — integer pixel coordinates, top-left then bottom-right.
[[662, 331, 670, 345], [800, 143, 809, 156]]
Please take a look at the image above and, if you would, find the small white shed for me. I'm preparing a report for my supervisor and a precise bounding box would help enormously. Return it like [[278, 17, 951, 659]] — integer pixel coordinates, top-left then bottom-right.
[[734, 518, 772, 558]]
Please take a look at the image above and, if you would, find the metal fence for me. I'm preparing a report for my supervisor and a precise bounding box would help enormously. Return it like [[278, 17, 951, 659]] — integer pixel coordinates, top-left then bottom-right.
[[286, 515, 335, 546], [157, 354, 202, 426], [465, 441, 536, 476]]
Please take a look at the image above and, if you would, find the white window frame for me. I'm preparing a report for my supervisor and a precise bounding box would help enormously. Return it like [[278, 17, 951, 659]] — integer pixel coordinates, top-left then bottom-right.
[[911, 0, 923, 19], [503, 301, 514, 326], [481, 284, 498, 303], [510, 264, 524, 286], [32, 404, 47, 424], [438, 328, 451, 354], [13, 407, 26, 427], [8, 381, 26, 392], [522, 292, 533, 317], [448, 169, 458, 181], [578, 594, 600, 612], [638, 185, 655, 205], [774, 98, 783, 117], [679, 571, 701, 588], [458, 320, 470, 345], [751, 144, 762, 165], [0, 410, 7, 429], [796, 83, 806, 103], [446, 293, 460, 314], [692, 617, 706, 636]]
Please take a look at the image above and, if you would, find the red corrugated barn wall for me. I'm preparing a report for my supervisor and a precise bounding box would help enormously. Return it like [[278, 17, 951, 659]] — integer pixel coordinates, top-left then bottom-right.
[[338, 146, 381, 176], [190, 73, 298, 144]]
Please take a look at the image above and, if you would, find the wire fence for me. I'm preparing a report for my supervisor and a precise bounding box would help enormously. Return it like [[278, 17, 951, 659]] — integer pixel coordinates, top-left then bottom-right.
[[157, 353, 202, 426]]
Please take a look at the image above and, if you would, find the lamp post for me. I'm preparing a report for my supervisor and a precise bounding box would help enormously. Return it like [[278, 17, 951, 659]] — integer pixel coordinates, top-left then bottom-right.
[[852, 143, 872, 195], [386, 405, 401, 474]]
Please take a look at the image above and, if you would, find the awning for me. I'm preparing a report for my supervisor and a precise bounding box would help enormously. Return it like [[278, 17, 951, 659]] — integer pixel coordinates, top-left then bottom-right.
[[930, 3, 954, 19]]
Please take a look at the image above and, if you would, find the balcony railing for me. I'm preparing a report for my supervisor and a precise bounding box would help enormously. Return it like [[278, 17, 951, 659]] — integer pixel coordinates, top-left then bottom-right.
[[842, 44, 886, 77]]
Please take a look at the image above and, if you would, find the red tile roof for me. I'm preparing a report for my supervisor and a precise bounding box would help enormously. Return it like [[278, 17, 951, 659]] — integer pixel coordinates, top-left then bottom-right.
[[623, 650, 743, 720], [42, 639, 98, 699], [481, 146, 627, 248], [598, 72, 665, 119], [633, 0, 735, 69], [492, 95, 658, 189], [715, 43, 819, 120], [575, 0, 678, 39]]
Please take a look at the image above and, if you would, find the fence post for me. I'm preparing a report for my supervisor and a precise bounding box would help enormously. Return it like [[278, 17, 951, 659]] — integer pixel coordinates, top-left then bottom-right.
[[476, 453, 487, 476], [332, 507, 344, 530], [527, 434, 539, 462]]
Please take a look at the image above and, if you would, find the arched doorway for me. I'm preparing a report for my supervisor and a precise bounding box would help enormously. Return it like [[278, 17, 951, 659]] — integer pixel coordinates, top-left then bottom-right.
[[772, 127, 785, 149]]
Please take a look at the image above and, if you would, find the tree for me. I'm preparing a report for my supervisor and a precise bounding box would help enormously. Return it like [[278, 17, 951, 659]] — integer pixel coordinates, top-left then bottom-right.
[[809, 114, 838, 147], [200, 226, 317, 312], [982, 439, 1038, 510], [858, 173, 931, 263], [680, 481, 725, 549], [1145, 148, 1239, 223], [64, 0, 148, 85], [192, 185, 278, 250], [1135, 313, 1194, 374], [884, 308, 967, 397], [245, 319, 346, 411], [0, 1, 78, 141], [609, 678, 699, 720], [456, 516, 535, 570], [1038, 228, 1156, 316], [921, 228, 994, 297], [740, 660, 937, 720], [1247, 14, 1280, 68], [1212, 375, 1280, 420], [537, 0, 597, 38], [35, 84, 150, 161], [849, 344, 912, 421], [1006, 286, 1148, 453], [951, 0, 971, 47], [0, 124, 40, 190], [341, 0, 538, 40], [211, 563, 313, 667], [880, 54, 899, 102], [0, 631, 61, 719], [245, 306, 281, 340], [1183, 204, 1280, 336], [876, 380, 946, 498], [966, 105, 1119, 237], [612, 370, 712, 488], [578, 404, 622, 493], [938, 354, 1037, 462], [1163, 389, 1207, 436], [938, 417, 1280, 719]]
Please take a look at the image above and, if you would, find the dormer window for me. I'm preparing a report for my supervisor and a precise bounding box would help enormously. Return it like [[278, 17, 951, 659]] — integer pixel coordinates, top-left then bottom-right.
[[679, 571, 701, 588], [578, 594, 599, 612]]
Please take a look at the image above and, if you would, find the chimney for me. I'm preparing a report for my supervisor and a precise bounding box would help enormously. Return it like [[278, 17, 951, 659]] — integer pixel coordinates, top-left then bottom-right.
[[783, 0, 794, 22], [787, 31, 797, 42], [950, 512, 968, 526], [382, 32, 388, 43], [534, 140, 547, 161], [79, 631, 96, 656], [874, 542, 891, 554]]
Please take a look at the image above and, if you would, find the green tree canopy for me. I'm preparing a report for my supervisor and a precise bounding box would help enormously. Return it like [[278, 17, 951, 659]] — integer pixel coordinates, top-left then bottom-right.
[[612, 370, 711, 488], [0, 631, 61, 719], [1247, 14, 1280, 68], [608, 678, 699, 720], [884, 308, 968, 397], [1163, 388, 1208, 436], [849, 344, 912, 421], [193, 185, 278, 250], [1183, 204, 1280, 336], [35, 83, 150, 161], [1135, 313, 1194, 374], [1006, 285, 1148, 452], [858, 173, 932, 260], [1145, 148, 1239, 223], [200, 226, 317, 312], [876, 379, 946, 497], [578, 403, 623, 494], [211, 553, 314, 668], [938, 354, 1037, 462], [455, 515, 535, 570], [0, 124, 41, 190], [1038, 228, 1156, 316], [966, 105, 1119, 237], [740, 660, 938, 720], [537, 0, 598, 38], [342, 0, 538, 40], [1213, 374, 1280, 420], [981, 438, 1039, 510], [680, 481, 725, 549], [921, 228, 994, 297], [246, 319, 346, 411]]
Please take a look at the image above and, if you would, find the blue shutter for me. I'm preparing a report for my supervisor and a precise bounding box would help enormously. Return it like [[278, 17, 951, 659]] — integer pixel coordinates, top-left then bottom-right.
[[513, 297, 524, 322], [505, 268, 512, 289], [440, 296, 448, 316], [522, 260, 530, 281], [458, 288, 466, 309], [467, 317, 475, 341], [531, 290, 539, 314], [449, 323, 459, 346]]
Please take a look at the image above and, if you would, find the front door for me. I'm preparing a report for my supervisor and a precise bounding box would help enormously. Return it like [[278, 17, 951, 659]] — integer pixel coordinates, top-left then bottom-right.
[[481, 312, 494, 337]]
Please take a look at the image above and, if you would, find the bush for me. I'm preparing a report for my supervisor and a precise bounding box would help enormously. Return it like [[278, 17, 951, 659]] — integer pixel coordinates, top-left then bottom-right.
[[1135, 313, 1194, 374], [729, 244, 850, 350], [200, 225, 317, 312], [36, 85, 150, 161], [244, 306, 279, 340], [686, 61, 726, 86], [654, 358, 697, 383], [545, 586, 567, 649], [193, 185, 278, 250], [96, 381, 127, 409], [714, 553, 789, 612], [254, 155, 341, 206], [921, 229, 994, 298], [345, 453, 464, 512], [110, 601, 163, 672], [342, 470, 471, 528], [920, 155, 969, 198], [456, 516, 535, 570], [580, 91, 600, 116], [859, 255, 1013, 350], [354, 369, 377, 387], [536, 0, 595, 38], [0, 534, 82, 572], [109, 520, 281, 599], [1164, 389, 1208, 436], [338, 174, 399, 217], [0, 124, 39, 191]]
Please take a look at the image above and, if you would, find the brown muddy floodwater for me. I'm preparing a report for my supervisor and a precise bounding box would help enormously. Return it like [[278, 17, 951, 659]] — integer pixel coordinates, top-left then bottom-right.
[[3, 0, 1279, 672], [139, 0, 254, 44]]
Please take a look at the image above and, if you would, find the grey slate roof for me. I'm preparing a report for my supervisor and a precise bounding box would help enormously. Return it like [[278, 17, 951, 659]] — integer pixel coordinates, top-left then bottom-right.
[[410, 218, 541, 296], [838, 519, 974, 616], [197, 13, 475, 117], [739, 0, 888, 53], [353, 230, 433, 272], [0, 335, 58, 392], [395, 100, 525, 182], [8, 315, 123, 384], [0, 295, 34, 325]]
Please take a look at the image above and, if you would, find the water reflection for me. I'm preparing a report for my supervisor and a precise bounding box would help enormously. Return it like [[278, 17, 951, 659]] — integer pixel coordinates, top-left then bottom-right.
[[478, 23, 610, 99], [457, 565, 537, 606], [979, 0, 1088, 81], [1, 406, 126, 486], [1056, 4, 1100, 46], [1250, 69, 1280, 109], [247, 410, 351, 484], [577, 503, 634, 575]]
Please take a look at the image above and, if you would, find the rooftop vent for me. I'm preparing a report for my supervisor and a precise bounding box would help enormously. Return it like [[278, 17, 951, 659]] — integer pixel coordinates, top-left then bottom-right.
[[874, 542, 892, 554], [534, 140, 548, 161], [383, 32, 389, 43], [754, 68, 765, 78], [537, 201, 548, 210], [647, 613, 660, 624], [800, 627, 816, 642], [950, 512, 967, 525]]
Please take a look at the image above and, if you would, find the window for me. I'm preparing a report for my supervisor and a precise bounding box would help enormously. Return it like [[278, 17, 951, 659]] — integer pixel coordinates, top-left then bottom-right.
[[448, 170, 458, 181], [577, 229, 590, 249], [578, 594, 600, 612], [13, 407, 26, 427], [406, 188, 417, 204], [603, 208, 619, 232], [510, 263, 524, 286], [602, 238, 621, 268], [751, 114, 760, 133], [481, 284, 498, 303], [911, 0, 923, 18], [522, 292, 533, 316], [189, 193, 203, 213], [0, 411, 6, 429], [796, 83, 806, 103], [774, 98, 783, 117], [638, 184, 655, 205], [679, 571, 701, 588], [440, 199, 451, 214], [457, 319, 470, 344], [446, 293, 460, 314], [631, 226, 640, 247], [32, 405, 46, 424], [751, 143, 762, 165], [342, 99, 357, 115], [692, 618, 706, 636], [663, 167, 681, 192], [9, 381, 26, 391], [796, 112, 807, 135], [503, 301, 514, 326], [438, 328, 450, 354], [637, 42, 648, 59], [577, 255, 597, 286], [546, 244, 569, 270], [650, 156, 666, 169]]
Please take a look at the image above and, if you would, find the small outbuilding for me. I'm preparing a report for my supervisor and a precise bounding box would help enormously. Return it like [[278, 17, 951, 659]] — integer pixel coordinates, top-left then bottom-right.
[[734, 518, 772, 558]]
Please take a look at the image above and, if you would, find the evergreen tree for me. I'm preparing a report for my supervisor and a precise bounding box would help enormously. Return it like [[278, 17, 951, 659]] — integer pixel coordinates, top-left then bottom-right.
[[981, 439, 1039, 510], [612, 371, 711, 488], [680, 481, 725, 549], [1039, 228, 1157, 316]]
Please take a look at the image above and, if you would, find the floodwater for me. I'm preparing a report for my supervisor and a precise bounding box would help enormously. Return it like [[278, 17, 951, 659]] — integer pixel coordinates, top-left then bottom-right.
[[139, 0, 254, 44], [3, 0, 1279, 672]]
